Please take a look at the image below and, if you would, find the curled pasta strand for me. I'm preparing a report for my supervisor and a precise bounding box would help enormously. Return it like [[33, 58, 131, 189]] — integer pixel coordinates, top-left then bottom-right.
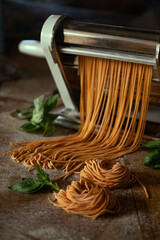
[[80, 159, 150, 198], [50, 179, 120, 219]]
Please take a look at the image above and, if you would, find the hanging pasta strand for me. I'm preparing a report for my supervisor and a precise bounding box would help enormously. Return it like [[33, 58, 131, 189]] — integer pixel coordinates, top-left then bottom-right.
[[5, 57, 152, 175]]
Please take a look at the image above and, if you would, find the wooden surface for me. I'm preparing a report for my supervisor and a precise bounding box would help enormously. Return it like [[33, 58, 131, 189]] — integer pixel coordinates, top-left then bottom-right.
[[0, 54, 160, 240]]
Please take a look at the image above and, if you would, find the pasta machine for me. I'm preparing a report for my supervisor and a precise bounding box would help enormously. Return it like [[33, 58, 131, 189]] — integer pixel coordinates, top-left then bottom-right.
[[19, 14, 160, 126]]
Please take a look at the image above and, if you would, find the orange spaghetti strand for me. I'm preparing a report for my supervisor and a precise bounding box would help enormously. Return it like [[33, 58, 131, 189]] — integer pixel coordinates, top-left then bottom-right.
[[4, 57, 152, 173]]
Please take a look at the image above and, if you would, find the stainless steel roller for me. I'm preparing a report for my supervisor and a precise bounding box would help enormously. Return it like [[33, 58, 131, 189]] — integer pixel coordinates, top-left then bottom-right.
[[58, 20, 160, 67]]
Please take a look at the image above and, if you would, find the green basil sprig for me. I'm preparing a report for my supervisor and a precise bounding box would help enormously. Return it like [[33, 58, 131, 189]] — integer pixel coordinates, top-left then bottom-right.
[[141, 140, 160, 169], [16, 94, 59, 136], [8, 164, 60, 193], [141, 140, 160, 152]]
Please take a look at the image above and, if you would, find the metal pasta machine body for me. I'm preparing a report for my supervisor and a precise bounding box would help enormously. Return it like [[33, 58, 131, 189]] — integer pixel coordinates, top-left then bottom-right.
[[19, 15, 160, 126]]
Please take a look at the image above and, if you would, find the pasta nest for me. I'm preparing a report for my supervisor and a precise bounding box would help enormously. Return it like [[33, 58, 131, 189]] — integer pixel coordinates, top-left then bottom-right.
[[52, 179, 120, 219], [80, 159, 137, 189]]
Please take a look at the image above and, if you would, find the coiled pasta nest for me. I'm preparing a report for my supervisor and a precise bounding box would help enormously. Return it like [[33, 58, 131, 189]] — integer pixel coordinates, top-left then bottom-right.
[[80, 159, 137, 189], [52, 179, 120, 219]]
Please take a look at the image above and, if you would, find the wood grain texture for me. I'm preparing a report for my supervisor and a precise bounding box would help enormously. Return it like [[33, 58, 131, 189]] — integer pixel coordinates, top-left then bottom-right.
[[0, 55, 160, 240]]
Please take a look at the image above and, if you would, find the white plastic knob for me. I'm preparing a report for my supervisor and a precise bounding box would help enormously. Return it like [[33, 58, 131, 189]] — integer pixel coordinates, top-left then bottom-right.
[[18, 40, 44, 58]]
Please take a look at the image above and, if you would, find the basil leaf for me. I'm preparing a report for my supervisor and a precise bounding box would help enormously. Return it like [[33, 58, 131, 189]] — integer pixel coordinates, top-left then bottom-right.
[[25, 113, 33, 121], [44, 94, 59, 114], [16, 94, 59, 136], [19, 123, 41, 133], [36, 164, 50, 182], [8, 165, 60, 193], [141, 140, 160, 152], [16, 105, 34, 116], [8, 179, 44, 193], [31, 95, 44, 124], [36, 165, 60, 190], [43, 121, 55, 136], [47, 113, 58, 121], [143, 149, 160, 168]]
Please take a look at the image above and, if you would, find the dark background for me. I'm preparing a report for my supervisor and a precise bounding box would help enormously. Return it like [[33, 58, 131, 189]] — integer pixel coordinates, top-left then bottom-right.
[[1, 0, 160, 55]]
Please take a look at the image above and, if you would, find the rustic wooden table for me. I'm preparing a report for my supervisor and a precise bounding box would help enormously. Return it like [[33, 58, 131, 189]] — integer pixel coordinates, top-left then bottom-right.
[[0, 54, 160, 240]]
